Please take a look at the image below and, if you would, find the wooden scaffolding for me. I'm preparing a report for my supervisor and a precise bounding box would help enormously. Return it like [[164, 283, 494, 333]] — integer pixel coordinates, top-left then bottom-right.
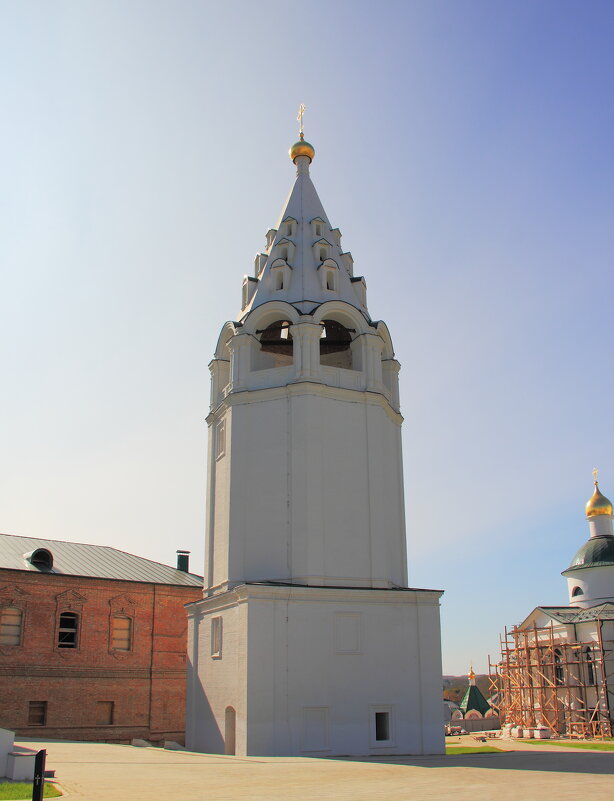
[[488, 619, 613, 738]]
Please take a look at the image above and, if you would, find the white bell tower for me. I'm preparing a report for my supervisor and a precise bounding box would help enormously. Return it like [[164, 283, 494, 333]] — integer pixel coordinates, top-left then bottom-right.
[[186, 119, 444, 757]]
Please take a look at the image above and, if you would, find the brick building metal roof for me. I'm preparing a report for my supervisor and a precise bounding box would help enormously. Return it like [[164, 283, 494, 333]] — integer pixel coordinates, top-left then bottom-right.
[[0, 533, 203, 587]]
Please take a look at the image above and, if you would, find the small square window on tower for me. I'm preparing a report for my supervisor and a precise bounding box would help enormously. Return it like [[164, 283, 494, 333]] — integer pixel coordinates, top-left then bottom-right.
[[211, 616, 223, 658]]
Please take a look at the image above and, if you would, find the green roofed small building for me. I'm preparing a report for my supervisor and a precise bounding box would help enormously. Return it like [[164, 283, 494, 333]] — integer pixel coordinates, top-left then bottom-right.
[[446, 667, 499, 733], [0, 532, 203, 744], [459, 667, 491, 718]]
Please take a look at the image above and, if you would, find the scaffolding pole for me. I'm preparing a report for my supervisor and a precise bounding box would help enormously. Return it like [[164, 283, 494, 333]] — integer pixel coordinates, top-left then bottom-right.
[[488, 619, 613, 739]]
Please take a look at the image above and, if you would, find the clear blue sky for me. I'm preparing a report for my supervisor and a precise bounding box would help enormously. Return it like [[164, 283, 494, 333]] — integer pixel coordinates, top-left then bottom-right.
[[2, 0, 613, 675]]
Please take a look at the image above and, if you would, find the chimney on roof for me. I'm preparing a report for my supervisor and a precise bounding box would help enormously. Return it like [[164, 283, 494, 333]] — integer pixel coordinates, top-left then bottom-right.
[[176, 550, 190, 573]]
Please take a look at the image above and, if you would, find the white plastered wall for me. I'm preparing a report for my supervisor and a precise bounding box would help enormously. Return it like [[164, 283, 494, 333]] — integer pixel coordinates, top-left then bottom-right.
[[205, 385, 407, 592], [565, 565, 614, 607], [187, 584, 444, 756], [185, 595, 248, 754]]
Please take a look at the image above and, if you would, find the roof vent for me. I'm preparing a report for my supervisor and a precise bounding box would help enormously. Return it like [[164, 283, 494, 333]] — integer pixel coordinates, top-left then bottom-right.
[[24, 548, 54, 571], [176, 550, 190, 573]]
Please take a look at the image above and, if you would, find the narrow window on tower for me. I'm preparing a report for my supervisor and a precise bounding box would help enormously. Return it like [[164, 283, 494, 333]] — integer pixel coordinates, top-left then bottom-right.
[[375, 712, 390, 741], [215, 420, 226, 460], [276, 272, 284, 291], [369, 705, 394, 746], [211, 616, 223, 658]]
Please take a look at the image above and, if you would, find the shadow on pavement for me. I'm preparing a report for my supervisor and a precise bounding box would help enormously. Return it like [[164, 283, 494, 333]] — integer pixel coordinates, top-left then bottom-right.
[[339, 750, 614, 775]]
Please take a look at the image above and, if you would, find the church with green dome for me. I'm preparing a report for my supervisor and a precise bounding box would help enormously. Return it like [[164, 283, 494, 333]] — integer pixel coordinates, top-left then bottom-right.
[[491, 474, 614, 739]]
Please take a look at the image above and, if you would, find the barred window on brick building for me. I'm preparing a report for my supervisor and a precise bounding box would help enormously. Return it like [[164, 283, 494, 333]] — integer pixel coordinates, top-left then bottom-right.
[[58, 612, 79, 648], [111, 616, 132, 650]]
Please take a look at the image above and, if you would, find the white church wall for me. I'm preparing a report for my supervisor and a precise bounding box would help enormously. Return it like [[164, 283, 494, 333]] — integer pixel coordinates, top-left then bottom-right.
[[204, 411, 232, 593], [206, 386, 407, 590], [567, 565, 614, 607], [243, 585, 443, 756], [186, 595, 248, 755], [575, 618, 614, 720]]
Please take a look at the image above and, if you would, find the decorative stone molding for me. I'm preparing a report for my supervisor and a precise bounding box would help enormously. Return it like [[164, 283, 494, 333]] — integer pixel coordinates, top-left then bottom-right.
[[228, 333, 253, 392], [270, 259, 292, 293], [0, 585, 28, 607], [55, 589, 87, 611], [209, 358, 230, 409], [318, 259, 339, 293]]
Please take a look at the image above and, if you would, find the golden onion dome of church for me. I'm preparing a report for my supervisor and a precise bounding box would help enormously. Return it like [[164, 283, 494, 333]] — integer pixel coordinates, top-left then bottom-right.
[[586, 474, 613, 518], [289, 132, 315, 163]]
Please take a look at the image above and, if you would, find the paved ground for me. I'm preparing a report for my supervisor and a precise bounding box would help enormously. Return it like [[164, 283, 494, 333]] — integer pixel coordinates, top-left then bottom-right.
[[17, 736, 614, 801]]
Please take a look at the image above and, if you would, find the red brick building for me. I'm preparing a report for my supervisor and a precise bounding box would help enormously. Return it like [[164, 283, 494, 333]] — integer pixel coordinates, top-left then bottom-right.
[[0, 533, 202, 744]]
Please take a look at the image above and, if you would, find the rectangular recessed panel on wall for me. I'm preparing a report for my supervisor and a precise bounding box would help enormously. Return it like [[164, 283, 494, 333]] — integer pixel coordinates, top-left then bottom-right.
[[301, 707, 329, 752], [334, 612, 362, 653]]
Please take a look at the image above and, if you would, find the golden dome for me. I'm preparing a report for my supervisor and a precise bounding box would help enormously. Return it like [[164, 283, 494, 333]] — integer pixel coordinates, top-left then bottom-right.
[[289, 133, 315, 163], [586, 482, 613, 518], [468, 665, 476, 682]]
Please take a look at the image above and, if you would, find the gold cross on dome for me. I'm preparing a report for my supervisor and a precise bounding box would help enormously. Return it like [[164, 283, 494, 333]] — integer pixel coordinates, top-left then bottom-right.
[[593, 467, 599, 484], [297, 104, 306, 135]]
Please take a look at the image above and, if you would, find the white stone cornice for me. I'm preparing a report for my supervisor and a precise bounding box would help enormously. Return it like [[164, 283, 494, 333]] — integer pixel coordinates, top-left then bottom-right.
[[233, 583, 443, 605], [219, 381, 404, 424]]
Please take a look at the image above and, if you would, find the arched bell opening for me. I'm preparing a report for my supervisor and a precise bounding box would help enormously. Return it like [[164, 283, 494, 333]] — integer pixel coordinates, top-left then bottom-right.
[[320, 319, 353, 369], [252, 320, 294, 370]]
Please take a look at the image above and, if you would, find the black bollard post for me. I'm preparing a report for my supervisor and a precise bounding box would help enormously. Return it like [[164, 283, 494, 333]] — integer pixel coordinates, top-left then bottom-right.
[[32, 749, 46, 801]]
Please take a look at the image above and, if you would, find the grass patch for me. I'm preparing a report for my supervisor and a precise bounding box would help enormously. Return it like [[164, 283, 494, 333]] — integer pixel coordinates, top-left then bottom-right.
[[0, 781, 61, 799], [519, 739, 614, 751], [446, 746, 505, 754]]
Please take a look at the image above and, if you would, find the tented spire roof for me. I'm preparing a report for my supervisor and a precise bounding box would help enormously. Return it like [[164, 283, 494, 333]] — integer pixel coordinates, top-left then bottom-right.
[[240, 147, 369, 320], [459, 682, 491, 717]]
